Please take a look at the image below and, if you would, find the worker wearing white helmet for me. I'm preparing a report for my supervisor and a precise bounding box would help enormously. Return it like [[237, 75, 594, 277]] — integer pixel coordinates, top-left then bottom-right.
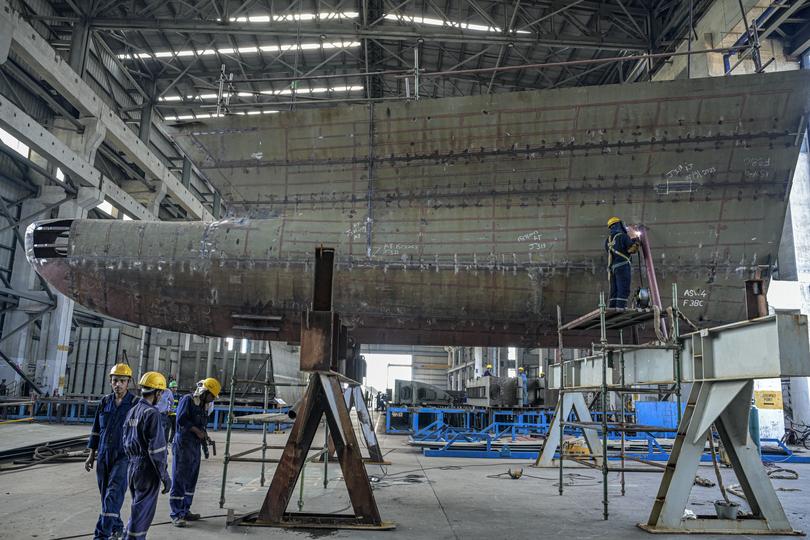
[[169, 377, 220, 527], [85, 362, 136, 540]]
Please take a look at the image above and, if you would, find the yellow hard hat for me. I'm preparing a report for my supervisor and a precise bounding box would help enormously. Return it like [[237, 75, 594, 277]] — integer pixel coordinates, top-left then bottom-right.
[[201, 377, 221, 398], [109, 363, 132, 378], [486, 364, 492, 369], [139, 371, 167, 391], [518, 367, 525, 372], [607, 216, 622, 227]]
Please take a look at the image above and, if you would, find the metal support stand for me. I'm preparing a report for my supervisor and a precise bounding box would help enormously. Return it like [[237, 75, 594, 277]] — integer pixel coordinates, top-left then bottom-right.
[[228, 247, 394, 531], [640, 380, 800, 535], [534, 392, 602, 467], [229, 371, 394, 530], [324, 384, 389, 465]]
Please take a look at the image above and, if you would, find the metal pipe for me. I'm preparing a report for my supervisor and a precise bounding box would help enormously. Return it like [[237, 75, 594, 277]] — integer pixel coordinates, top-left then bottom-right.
[[260, 346, 271, 487], [218, 349, 239, 508], [637, 225, 665, 340], [206, 337, 216, 378], [673, 282, 683, 426], [323, 422, 329, 489], [557, 305, 564, 496], [619, 330, 626, 497], [599, 291, 608, 521]]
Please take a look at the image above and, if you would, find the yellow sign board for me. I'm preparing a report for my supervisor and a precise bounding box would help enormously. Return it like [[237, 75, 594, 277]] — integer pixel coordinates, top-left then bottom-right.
[[754, 390, 783, 410]]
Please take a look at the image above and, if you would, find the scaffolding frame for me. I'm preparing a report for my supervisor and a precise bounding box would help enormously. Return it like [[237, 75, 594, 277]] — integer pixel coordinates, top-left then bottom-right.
[[548, 285, 684, 521], [218, 347, 308, 508]]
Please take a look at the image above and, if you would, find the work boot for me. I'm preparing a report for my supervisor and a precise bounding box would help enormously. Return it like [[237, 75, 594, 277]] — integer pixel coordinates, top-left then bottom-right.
[[185, 512, 201, 521], [172, 518, 187, 528]]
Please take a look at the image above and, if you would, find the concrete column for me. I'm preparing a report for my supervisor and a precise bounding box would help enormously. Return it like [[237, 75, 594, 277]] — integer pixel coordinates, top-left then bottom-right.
[[38, 187, 103, 394], [473, 347, 483, 378], [206, 337, 217, 377], [785, 148, 810, 426], [174, 332, 183, 381], [152, 345, 161, 372], [31, 110, 109, 395], [0, 187, 63, 389]]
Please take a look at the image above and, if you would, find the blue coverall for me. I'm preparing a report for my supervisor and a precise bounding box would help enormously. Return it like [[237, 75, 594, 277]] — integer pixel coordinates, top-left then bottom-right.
[[122, 398, 170, 539], [520, 372, 529, 406], [88, 392, 135, 540], [169, 394, 208, 520], [605, 222, 637, 308]]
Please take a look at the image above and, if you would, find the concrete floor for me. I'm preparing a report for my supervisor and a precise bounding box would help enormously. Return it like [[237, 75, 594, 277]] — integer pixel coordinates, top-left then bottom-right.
[[0, 422, 808, 540]]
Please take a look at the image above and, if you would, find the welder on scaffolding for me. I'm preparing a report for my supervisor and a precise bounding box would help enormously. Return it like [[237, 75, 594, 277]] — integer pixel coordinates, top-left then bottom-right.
[[85, 363, 136, 540], [122, 372, 170, 540], [605, 217, 639, 308], [169, 377, 220, 527]]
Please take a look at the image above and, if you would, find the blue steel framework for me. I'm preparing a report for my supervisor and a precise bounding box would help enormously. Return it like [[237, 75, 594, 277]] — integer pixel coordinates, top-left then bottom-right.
[[5, 400, 291, 432], [396, 403, 810, 463]]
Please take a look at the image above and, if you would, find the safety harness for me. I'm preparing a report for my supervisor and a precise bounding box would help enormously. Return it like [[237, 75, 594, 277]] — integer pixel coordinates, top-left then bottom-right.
[[607, 233, 631, 271]]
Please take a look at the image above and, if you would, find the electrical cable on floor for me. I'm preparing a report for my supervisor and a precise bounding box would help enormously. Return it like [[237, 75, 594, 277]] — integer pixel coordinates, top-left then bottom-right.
[[0, 445, 87, 473], [765, 465, 800, 480], [48, 513, 230, 540], [485, 469, 600, 487]]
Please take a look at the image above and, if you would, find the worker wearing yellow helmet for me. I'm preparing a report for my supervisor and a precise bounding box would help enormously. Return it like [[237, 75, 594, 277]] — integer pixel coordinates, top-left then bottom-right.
[[483, 364, 493, 377], [169, 377, 220, 527], [605, 217, 640, 308], [121, 371, 171, 540], [85, 362, 136, 540]]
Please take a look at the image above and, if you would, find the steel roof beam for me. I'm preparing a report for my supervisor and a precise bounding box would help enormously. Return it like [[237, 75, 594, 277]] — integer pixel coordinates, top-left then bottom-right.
[[88, 19, 649, 49], [1, 0, 212, 220]]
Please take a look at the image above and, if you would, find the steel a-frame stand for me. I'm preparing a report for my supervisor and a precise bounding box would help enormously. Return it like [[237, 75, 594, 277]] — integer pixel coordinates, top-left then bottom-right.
[[640, 379, 799, 535], [339, 384, 389, 465], [534, 392, 602, 467], [229, 247, 394, 531]]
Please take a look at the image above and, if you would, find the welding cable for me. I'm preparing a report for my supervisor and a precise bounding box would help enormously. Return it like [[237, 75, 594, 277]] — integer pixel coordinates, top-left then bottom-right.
[[49, 514, 230, 540], [766, 466, 799, 480], [486, 470, 599, 487], [0, 446, 86, 473]]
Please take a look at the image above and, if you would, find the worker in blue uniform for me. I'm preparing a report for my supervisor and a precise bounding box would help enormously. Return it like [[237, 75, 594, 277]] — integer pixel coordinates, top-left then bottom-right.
[[166, 381, 179, 443], [605, 217, 640, 308], [518, 367, 529, 406], [85, 363, 136, 540], [169, 377, 220, 527], [122, 372, 170, 540], [156, 380, 174, 445]]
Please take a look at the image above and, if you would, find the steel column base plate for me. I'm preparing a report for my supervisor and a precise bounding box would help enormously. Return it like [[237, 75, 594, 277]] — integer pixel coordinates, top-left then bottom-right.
[[637, 519, 803, 535], [228, 510, 397, 530]]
